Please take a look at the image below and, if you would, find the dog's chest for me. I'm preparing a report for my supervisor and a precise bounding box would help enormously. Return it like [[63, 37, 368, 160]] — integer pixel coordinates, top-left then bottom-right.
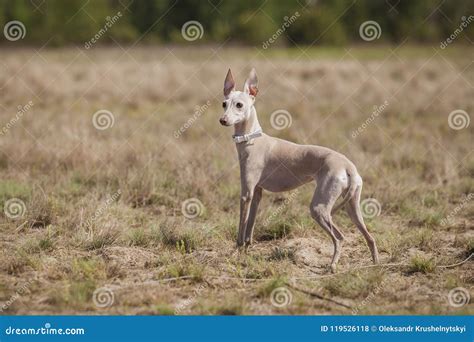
[[236, 143, 264, 172], [236, 141, 256, 160]]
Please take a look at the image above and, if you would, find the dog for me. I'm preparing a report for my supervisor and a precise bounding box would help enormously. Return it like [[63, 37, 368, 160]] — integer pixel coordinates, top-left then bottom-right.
[[219, 68, 379, 272]]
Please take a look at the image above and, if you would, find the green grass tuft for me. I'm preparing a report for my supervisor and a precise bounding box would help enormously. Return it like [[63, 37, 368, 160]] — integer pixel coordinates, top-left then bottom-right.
[[407, 255, 435, 274]]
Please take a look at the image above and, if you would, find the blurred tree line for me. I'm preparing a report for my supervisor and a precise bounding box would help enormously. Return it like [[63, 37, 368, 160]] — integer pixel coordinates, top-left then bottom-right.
[[0, 0, 473, 46]]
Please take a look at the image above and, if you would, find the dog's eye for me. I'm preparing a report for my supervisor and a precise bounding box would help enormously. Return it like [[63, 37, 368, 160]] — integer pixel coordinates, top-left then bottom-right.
[[222, 102, 227, 108], [236, 102, 243, 109]]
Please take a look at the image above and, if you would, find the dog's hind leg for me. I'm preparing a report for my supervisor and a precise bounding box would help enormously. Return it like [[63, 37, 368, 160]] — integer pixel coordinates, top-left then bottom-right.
[[310, 173, 346, 272], [345, 184, 379, 264]]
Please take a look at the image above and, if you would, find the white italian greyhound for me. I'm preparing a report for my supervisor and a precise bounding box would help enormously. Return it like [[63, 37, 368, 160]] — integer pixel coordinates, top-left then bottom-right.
[[219, 68, 379, 272]]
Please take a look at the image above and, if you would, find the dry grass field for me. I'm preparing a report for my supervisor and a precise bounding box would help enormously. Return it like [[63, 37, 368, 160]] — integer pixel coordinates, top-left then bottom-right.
[[0, 46, 472, 315]]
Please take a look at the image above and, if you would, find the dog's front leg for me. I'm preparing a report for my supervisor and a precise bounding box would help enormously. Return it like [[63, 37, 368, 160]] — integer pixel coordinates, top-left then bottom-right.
[[243, 187, 262, 246], [237, 189, 254, 247]]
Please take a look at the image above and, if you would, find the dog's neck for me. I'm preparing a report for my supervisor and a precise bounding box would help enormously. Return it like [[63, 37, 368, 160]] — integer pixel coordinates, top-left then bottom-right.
[[233, 106, 262, 137]]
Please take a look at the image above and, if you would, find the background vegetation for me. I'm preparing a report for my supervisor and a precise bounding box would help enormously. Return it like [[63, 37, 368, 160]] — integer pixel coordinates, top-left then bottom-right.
[[0, 0, 473, 46]]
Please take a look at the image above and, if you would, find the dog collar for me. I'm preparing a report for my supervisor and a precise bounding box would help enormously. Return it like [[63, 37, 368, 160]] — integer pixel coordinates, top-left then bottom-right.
[[232, 129, 263, 144]]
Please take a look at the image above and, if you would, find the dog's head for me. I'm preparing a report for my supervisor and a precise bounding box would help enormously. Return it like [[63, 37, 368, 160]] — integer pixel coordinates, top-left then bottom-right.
[[219, 68, 258, 126]]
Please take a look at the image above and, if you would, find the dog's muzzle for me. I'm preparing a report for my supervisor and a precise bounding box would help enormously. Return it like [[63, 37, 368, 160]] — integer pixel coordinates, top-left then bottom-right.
[[219, 118, 230, 126]]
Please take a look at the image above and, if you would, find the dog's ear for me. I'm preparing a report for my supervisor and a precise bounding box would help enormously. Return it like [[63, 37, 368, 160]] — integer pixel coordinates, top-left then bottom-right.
[[224, 69, 235, 97], [244, 68, 258, 97]]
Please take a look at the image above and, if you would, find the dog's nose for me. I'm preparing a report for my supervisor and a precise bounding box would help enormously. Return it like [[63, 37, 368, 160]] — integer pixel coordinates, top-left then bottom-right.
[[219, 118, 227, 126]]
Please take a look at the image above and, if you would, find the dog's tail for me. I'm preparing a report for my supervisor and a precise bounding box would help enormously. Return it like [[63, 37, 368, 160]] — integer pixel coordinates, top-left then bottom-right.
[[331, 165, 360, 215]]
